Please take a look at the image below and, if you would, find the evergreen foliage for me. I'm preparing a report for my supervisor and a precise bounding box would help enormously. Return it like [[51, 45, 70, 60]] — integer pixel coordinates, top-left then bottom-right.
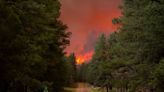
[[0, 0, 71, 92], [85, 0, 164, 92]]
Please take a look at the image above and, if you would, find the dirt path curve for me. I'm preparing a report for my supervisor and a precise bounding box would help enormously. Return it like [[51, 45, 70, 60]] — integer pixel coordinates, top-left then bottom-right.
[[75, 83, 92, 92]]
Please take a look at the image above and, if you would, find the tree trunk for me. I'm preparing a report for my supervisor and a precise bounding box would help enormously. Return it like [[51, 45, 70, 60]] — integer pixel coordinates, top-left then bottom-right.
[[121, 87, 123, 92], [125, 84, 128, 92], [24, 85, 28, 92], [106, 85, 109, 92], [109, 85, 112, 90], [1, 81, 9, 92]]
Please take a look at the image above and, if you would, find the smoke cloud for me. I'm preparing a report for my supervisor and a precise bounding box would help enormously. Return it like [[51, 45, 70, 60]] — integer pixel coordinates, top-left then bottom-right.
[[60, 0, 122, 61], [81, 30, 98, 55]]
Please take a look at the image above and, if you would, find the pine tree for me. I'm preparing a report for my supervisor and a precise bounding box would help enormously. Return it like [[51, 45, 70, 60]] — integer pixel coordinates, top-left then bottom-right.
[[0, 0, 71, 92]]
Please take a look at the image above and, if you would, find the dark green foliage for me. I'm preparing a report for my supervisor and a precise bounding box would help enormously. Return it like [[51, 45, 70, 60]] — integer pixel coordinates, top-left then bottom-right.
[[64, 53, 77, 85], [86, 0, 164, 92], [0, 0, 71, 92]]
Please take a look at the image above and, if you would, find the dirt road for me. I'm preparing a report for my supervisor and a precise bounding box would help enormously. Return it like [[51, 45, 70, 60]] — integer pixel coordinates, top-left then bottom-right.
[[75, 83, 91, 92], [64, 83, 92, 92]]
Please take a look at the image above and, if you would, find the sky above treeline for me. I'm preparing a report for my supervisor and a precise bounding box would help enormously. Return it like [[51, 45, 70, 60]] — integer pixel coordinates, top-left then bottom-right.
[[60, 0, 122, 64]]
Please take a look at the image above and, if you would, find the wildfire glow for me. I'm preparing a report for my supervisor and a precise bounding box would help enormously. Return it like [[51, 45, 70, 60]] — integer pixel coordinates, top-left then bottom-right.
[[76, 51, 93, 65], [76, 57, 84, 65]]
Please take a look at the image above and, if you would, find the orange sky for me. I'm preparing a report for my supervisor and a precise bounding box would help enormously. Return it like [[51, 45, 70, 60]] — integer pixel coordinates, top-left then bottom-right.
[[60, 0, 122, 64]]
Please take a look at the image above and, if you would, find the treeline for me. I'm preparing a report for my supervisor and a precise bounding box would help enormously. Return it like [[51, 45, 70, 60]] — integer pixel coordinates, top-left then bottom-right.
[[0, 0, 76, 92], [84, 0, 164, 92], [64, 53, 77, 85]]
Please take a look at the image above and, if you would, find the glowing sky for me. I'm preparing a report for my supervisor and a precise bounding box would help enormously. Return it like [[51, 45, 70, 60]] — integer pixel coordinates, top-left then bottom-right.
[[60, 0, 122, 64]]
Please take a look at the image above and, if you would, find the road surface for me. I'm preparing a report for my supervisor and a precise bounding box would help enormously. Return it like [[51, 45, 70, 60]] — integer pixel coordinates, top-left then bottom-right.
[[75, 83, 91, 92], [64, 83, 92, 92]]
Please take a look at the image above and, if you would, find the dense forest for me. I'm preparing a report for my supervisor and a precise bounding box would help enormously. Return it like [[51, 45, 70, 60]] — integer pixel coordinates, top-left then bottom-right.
[[0, 0, 164, 92], [0, 0, 77, 92], [81, 0, 164, 92]]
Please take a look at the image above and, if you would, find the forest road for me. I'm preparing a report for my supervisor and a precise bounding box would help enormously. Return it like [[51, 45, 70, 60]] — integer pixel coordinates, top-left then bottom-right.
[[75, 83, 92, 92]]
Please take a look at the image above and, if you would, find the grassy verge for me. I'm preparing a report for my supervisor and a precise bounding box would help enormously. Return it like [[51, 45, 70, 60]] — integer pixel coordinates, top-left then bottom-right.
[[90, 87, 104, 92], [91, 87, 116, 92], [63, 87, 104, 92], [63, 87, 76, 92]]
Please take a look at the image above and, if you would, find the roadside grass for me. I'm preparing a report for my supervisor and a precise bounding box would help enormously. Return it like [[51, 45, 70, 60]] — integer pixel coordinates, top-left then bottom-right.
[[63, 87, 109, 92], [91, 87, 104, 92], [91, 87, 116, 92], [63, 83, 78, 92], [63, 87, 76, 92]]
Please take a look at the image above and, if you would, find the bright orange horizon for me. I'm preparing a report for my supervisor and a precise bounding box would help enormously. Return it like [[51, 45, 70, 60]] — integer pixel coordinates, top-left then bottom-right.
[[60, 0, 122, 64]]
